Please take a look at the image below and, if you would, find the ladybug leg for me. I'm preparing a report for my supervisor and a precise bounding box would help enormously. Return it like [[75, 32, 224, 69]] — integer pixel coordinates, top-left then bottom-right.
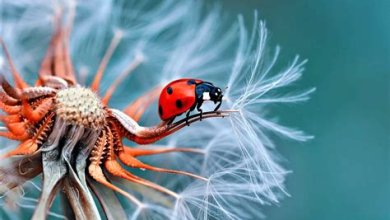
[[185, 110, 191, 126], [185, 104, 197, 125], [196, 101, 204, 121], [197, 108, 203, 121], [186, 108, 194, 125], [167, 116, 175, 125], [214, 100, 222, 111]]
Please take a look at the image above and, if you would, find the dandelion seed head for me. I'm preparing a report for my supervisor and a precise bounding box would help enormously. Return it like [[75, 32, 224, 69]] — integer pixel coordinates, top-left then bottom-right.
[[55, 87, 106, 128]]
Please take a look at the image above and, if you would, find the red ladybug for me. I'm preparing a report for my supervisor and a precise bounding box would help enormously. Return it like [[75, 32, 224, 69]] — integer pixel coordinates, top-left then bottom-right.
[[158, 78, 223, 123]]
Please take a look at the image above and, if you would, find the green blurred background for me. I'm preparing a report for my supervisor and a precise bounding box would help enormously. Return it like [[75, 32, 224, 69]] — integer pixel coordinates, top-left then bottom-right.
[[218, 0, 389, 220]]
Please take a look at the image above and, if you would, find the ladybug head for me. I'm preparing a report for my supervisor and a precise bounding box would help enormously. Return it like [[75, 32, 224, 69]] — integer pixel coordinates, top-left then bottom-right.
[[209, 86, 223, 103], [195, 81, 223, 104]]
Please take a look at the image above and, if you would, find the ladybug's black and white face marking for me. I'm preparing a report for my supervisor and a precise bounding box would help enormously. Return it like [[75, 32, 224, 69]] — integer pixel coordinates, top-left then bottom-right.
[[201, 87, 222, 102], [195, 82, 223, 103], [210, 87, 222, 101]]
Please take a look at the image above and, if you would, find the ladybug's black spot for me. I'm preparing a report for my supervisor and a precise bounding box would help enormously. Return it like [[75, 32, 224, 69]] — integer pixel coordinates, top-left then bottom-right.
[[175, 99, 183, 108], [187, 79, 196, 85], [158, 105, 163, 116], [167, 87, 173, 95]]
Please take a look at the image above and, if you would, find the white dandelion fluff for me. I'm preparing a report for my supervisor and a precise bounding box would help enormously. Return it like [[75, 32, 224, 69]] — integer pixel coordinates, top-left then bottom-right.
[[0, 0, 313, 219]]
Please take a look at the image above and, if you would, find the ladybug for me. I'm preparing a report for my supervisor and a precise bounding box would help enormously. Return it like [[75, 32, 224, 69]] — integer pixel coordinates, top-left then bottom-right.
[[158, 78, 223, 123]]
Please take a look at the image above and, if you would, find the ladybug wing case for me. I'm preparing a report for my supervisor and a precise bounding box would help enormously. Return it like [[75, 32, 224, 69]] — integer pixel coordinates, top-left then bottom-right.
[[158, 79, 202, 121]]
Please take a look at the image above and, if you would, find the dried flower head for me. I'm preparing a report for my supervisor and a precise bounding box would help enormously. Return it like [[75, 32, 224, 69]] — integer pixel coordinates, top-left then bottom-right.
[[0, 0, 314, 219]]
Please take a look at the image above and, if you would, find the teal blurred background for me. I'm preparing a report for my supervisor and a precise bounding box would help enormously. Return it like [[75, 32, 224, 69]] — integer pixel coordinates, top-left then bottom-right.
[[218, 0, 389, 219], [0, 1, 388, 219]]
